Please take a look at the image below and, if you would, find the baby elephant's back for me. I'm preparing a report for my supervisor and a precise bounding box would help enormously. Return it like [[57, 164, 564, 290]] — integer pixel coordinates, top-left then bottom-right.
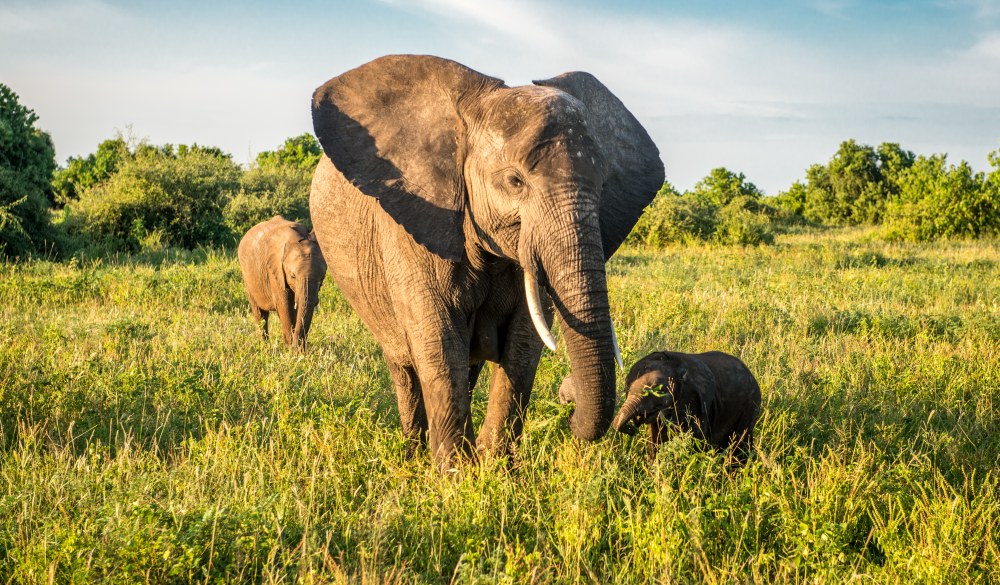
[[693, 351, 761, 405], [238, 217, 309, 265]]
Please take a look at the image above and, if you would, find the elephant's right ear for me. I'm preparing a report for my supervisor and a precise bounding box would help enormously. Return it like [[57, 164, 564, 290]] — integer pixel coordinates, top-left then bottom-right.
[[312, 55, 504, 261]]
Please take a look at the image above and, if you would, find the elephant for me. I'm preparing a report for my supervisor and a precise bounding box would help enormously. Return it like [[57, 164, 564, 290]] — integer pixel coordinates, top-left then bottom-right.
[[309, 54, 664, 470], [608, 351, 761, 462], [237, 216, 327, 351]]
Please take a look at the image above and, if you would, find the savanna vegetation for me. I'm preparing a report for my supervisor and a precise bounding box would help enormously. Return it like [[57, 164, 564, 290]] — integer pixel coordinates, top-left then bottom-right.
[[1, 84, 999, 582]]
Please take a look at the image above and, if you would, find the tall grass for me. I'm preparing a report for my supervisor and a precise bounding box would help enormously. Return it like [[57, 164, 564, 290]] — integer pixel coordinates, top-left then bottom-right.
[[1, 228, 998, 583]]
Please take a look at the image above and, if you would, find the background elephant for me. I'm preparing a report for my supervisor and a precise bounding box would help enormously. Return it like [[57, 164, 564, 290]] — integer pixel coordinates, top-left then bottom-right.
[[309, 55, 664, 469], [610, 351, 761, 462], [237, 216, 327, 350]]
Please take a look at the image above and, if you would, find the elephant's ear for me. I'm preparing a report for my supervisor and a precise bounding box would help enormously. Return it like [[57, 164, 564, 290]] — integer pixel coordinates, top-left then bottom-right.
[[533, 72, 664, 260], [681, 360, 717, 436], [312, 55, 504, 261]]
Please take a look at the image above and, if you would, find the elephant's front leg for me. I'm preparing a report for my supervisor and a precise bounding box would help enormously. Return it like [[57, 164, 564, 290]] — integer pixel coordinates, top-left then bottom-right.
[[387, 361, 428, 458], [477, 307, 545, 457], [406, 315, 477, 472], [276, 288, 296, 346]]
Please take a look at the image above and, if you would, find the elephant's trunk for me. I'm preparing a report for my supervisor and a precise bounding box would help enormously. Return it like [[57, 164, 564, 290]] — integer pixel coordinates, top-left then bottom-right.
[[293, 276, 315, 351], [612, 392, 647, 435], [531, 202, 617, 442]]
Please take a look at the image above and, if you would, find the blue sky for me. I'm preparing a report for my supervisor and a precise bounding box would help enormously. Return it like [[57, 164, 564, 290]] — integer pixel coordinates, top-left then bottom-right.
[[3, 0, 999, 193]]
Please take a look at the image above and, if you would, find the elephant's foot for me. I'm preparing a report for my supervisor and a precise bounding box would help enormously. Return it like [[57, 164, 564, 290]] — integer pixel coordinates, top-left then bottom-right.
[[429, 433, 478, 474], [475, 427, 518, 462]]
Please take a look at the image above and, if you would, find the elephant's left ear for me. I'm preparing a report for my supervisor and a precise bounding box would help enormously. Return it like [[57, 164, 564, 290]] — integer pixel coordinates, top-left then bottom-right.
[[533, 72, 665, 260]]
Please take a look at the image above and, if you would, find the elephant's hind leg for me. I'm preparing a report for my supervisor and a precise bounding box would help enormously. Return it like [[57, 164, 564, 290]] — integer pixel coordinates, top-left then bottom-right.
[[249, 296, 269, 340], [477, 312, 543, 458], [388, 361, 428, 458]]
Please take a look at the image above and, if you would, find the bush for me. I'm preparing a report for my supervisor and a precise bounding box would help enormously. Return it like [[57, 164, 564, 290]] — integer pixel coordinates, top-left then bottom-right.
[[51, 137, 131, 206], [690, 167, 762, 207], [0, 84, 57, 257], [796, 141, 915, 226], [64, 148, 241, 251], [714, 196, 775, 246], [626, 182, 716, 247], [254, 133, 322, 172], [627, 180, 776, 248], [882, 154, 999, 241], [223, 163, 313, 236]]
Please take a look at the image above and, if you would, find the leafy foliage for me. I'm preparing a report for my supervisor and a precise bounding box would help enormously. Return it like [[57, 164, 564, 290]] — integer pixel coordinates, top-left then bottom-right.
[[774, 141, 916, 226], [690, 166, 763, 207], [628, 172, 776, 248], [223, 163, 313, 236], [0, 84, 57, 257], [51, 137, 130, 206], [254, 133, 322, 171], [63, 147, 241, 251], [883, 154, 1000, 241], [223, 133, 319, 237]]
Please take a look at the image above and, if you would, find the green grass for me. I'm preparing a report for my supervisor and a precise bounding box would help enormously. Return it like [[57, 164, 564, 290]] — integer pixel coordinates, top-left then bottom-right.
[[2, 228, 998, 583]]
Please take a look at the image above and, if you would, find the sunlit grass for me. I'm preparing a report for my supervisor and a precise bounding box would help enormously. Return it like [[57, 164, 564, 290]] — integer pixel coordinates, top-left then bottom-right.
[[1, 228, 998, 583]]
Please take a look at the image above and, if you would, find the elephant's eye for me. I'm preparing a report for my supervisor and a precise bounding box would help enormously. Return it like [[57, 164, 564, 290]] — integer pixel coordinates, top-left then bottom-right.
[[506, 173, 524, 191]]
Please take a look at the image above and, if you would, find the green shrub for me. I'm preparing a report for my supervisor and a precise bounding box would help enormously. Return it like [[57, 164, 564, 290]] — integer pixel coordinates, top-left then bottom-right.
[[882, 154, 999, 241], [223, 163, 313, 237], [796, 141, 915, 226], [628, 178, 776, 248], [714, 196, 776, 246], [51, 137, 131, 206], [64, 148, 241, 251], [0, 84, 57, 257], [253, 133, 322, 171], [690, 167, 763, 207], [627, 182, 716, 247]]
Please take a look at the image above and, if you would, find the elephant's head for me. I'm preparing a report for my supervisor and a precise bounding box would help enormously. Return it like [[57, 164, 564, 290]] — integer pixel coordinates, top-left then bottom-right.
[[282, 233, 327, 350], [612, 353, 716, 438], [312, 55, 664, 440]]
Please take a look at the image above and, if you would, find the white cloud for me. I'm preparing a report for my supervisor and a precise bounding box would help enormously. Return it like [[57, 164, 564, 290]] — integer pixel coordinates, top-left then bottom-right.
[[0, 0, 131, 35], [378, 0, 999, 191]]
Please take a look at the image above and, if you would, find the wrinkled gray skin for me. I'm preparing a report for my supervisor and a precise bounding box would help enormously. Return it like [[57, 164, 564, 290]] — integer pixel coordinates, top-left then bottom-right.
[[237, 216, 327, 351], [602, 351, 760, 462], [309, 55, 663, 470]]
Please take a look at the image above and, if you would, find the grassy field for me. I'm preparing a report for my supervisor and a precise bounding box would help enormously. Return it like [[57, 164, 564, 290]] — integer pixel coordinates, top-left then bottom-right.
[[1, 227, 998, 583]]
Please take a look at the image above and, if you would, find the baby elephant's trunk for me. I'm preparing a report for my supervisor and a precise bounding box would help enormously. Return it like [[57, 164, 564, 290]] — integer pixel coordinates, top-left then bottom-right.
[[612, 392, 646, 435], [293, 276, 315, 351]]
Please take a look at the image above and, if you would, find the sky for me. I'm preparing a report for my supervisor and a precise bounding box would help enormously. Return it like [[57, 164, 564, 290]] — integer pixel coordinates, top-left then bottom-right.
[[3, 0, 999, 193]]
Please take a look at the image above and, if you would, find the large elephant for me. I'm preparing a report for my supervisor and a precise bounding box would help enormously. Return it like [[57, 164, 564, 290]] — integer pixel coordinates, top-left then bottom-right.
[[309, 55, 664, 470]]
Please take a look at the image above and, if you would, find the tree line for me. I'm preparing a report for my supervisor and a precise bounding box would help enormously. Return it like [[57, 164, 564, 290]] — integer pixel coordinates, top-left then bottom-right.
[[2, 83, 998, 257]]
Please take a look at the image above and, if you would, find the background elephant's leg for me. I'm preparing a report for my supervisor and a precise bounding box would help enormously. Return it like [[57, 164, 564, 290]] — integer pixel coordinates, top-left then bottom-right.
[[387, 361, 428, 457], [647, 418, 663, 462], [276, 289, 296, 346], [248, 295, 269, 340], [477, 313, 543, 456], [468, 361, 486, 400]]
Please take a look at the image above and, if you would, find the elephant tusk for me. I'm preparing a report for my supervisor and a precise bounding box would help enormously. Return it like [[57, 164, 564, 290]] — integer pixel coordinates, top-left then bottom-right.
[[611, 322, 624, 370], [524, 270, 557, 351]]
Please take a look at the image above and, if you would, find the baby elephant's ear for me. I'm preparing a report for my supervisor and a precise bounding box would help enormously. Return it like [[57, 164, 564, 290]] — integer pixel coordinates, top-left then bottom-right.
[[680, 361, 716, 419]]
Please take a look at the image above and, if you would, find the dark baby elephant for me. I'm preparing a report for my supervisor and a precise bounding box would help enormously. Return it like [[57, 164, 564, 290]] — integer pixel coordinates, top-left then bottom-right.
[[237, 216, 327, 350], [561, 351, 760, 461]]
